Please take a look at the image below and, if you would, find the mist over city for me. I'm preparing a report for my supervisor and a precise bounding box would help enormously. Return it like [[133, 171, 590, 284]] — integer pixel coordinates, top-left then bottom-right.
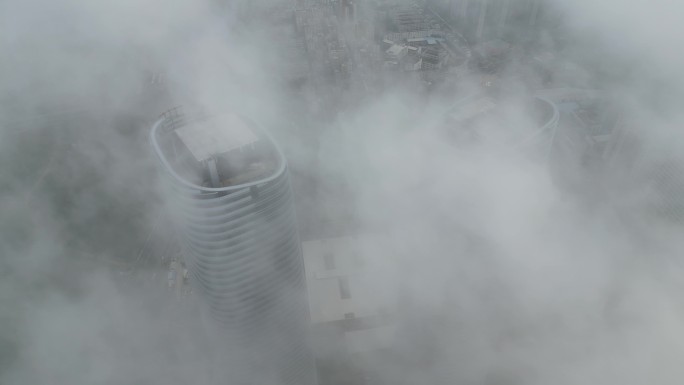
[[2, 0, 684, 384]]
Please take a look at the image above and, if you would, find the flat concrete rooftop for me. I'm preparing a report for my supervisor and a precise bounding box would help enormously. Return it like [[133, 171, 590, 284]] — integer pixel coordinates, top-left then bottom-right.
[[151, 112, 282, 190]]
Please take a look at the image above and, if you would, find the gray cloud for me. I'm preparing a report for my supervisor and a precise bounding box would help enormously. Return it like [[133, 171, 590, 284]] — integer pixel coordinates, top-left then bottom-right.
[[3, 0, 684, 384]]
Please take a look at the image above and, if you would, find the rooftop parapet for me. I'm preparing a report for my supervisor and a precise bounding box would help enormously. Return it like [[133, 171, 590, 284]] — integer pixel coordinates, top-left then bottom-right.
[[150, 109, 283, 191]]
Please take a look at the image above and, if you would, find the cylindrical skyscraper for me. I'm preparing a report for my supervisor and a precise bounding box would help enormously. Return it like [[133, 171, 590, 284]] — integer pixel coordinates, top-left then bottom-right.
[[443, 94, 559, 159], [150, 108, 317, 385]]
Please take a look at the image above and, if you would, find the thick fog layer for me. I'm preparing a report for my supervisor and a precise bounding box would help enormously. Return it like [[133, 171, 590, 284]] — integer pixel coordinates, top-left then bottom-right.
[[2, 0, 684, 384]]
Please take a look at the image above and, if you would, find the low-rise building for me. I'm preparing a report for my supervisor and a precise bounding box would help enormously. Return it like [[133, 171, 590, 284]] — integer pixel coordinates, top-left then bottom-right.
[[303, 235, 396, 362], [382, 30, 466, 72]]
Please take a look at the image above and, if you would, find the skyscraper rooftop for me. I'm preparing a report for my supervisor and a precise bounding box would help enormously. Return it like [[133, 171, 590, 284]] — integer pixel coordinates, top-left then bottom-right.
[[174, 114, 259, 163], [151, 111, 281, 189], [443, 94, 559, 149]]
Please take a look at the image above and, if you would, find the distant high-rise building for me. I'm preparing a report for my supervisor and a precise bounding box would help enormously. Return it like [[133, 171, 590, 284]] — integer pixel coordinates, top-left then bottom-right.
[[443, 94, 559, 158], [150, 108, 317, 385], [448, 0, 544, 41]]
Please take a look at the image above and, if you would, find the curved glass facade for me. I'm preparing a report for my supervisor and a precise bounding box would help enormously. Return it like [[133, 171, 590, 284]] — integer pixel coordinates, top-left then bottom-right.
[[150, 112, 317, 385]]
